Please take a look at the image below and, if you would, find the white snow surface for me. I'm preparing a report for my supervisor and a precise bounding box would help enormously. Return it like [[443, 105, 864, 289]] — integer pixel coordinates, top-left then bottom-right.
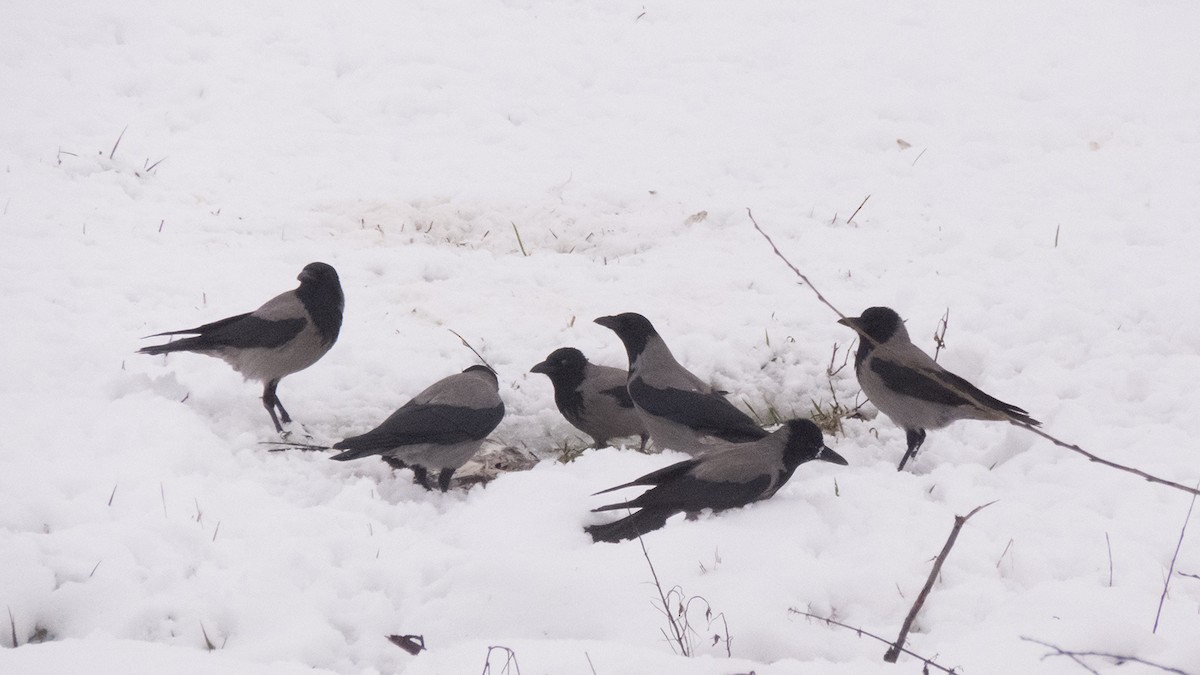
[[3, 1, 1200, 673]]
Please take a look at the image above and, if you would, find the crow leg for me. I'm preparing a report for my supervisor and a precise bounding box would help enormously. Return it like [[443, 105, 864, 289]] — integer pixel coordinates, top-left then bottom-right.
[[897, 428, 927, 471], [262, 380, 285, 433], [410, 466, 433, 491], [437, 469, 455, 492]]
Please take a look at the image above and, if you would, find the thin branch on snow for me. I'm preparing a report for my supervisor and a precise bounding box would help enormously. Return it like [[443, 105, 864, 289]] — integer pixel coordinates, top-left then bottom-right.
[[788, 608, 961, 674], [1020, 637, 1193, 675], [449, 329, 497, 373], [748, 209, 1200, 499], [1153, 481, 1199, 633], [847, 194, 871, 224], [885, 501, 995, 663]]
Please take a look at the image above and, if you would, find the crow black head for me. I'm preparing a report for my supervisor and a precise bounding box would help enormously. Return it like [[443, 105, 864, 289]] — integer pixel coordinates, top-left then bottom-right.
[[838, 306, 904, 345], [298, 262, 340, 287], [531, 347, 587, 386], [594, 313, 658, 361], [296, 262, 344, 343], [781, 419, 847, 470]]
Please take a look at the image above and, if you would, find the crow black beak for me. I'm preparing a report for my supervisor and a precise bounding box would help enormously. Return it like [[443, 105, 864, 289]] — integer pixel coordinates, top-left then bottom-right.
[[836, 316, 860, 330], [594, 315, 617, 330], [530, 360, 552, 375], [818, 445, 849, 465]]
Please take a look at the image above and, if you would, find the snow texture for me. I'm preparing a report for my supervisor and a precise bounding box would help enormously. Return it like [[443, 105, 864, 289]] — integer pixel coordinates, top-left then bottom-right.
[[3, 1, 1199, 673]]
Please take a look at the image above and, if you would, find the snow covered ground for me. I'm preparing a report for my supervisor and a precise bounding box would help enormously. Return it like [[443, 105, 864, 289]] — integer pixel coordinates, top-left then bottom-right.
[[3, 0, 1199, 673]]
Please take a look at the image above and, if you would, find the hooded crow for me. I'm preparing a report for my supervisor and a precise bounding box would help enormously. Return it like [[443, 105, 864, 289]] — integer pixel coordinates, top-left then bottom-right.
[[330, 365, 505, 492], [594, 313, 767, 456], [584, 419, 846, 543], [139, 262, 344, 434], [530, 347, 649, 451], [838, 306, 1040, 470]]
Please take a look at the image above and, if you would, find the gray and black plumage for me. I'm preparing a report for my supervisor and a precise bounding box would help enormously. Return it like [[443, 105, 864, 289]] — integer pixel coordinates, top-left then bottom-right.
[[838, 306, 1040, 471], [594, 313, 767, 456], [138, 262, 344, 434], [330, 366, 505, 492], [584, 419, 847, 543], [530, 347, 649, 451]]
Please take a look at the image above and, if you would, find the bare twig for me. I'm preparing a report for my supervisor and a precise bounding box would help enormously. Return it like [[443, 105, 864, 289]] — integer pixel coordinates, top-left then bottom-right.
[[826, 341, 852, 378], [1154, 481, 1199, 633], [1019, 424, 1200, 497], [1021, 636, 1193, 675], [585, 651, 598, 674], [846, 194, 871, 224], [885, 501, 996, 663], [448, 329, 497, 372], [788, 609, 960, 674], [480, 645, 522, 675], [749, 209, 1200, 499], [747, 209, 846, 321]]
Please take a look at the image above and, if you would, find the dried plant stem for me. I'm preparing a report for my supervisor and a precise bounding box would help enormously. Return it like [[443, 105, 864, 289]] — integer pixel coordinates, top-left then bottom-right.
[[846, 194, 871, 224], [636, 529, 689, 656]]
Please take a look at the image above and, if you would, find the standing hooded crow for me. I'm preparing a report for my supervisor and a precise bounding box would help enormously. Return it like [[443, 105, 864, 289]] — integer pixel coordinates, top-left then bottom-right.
[[139, 262, 344, 434], [594, 313, 766, 456], [839, 306, 1040, 470], [530, 347, 648, 450], [330, 365, 505, 492], [585, 419, 846, 543]]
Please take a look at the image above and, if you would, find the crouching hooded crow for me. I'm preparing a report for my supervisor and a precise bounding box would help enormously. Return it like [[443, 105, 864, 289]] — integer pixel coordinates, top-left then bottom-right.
[[330, 365, 505, 492], [585, 419, 846, 543], [838, 306, 1040, 470], [139, 262, 344, 434], [531, 347, 648, 450], [594, 312, 766, 456]]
